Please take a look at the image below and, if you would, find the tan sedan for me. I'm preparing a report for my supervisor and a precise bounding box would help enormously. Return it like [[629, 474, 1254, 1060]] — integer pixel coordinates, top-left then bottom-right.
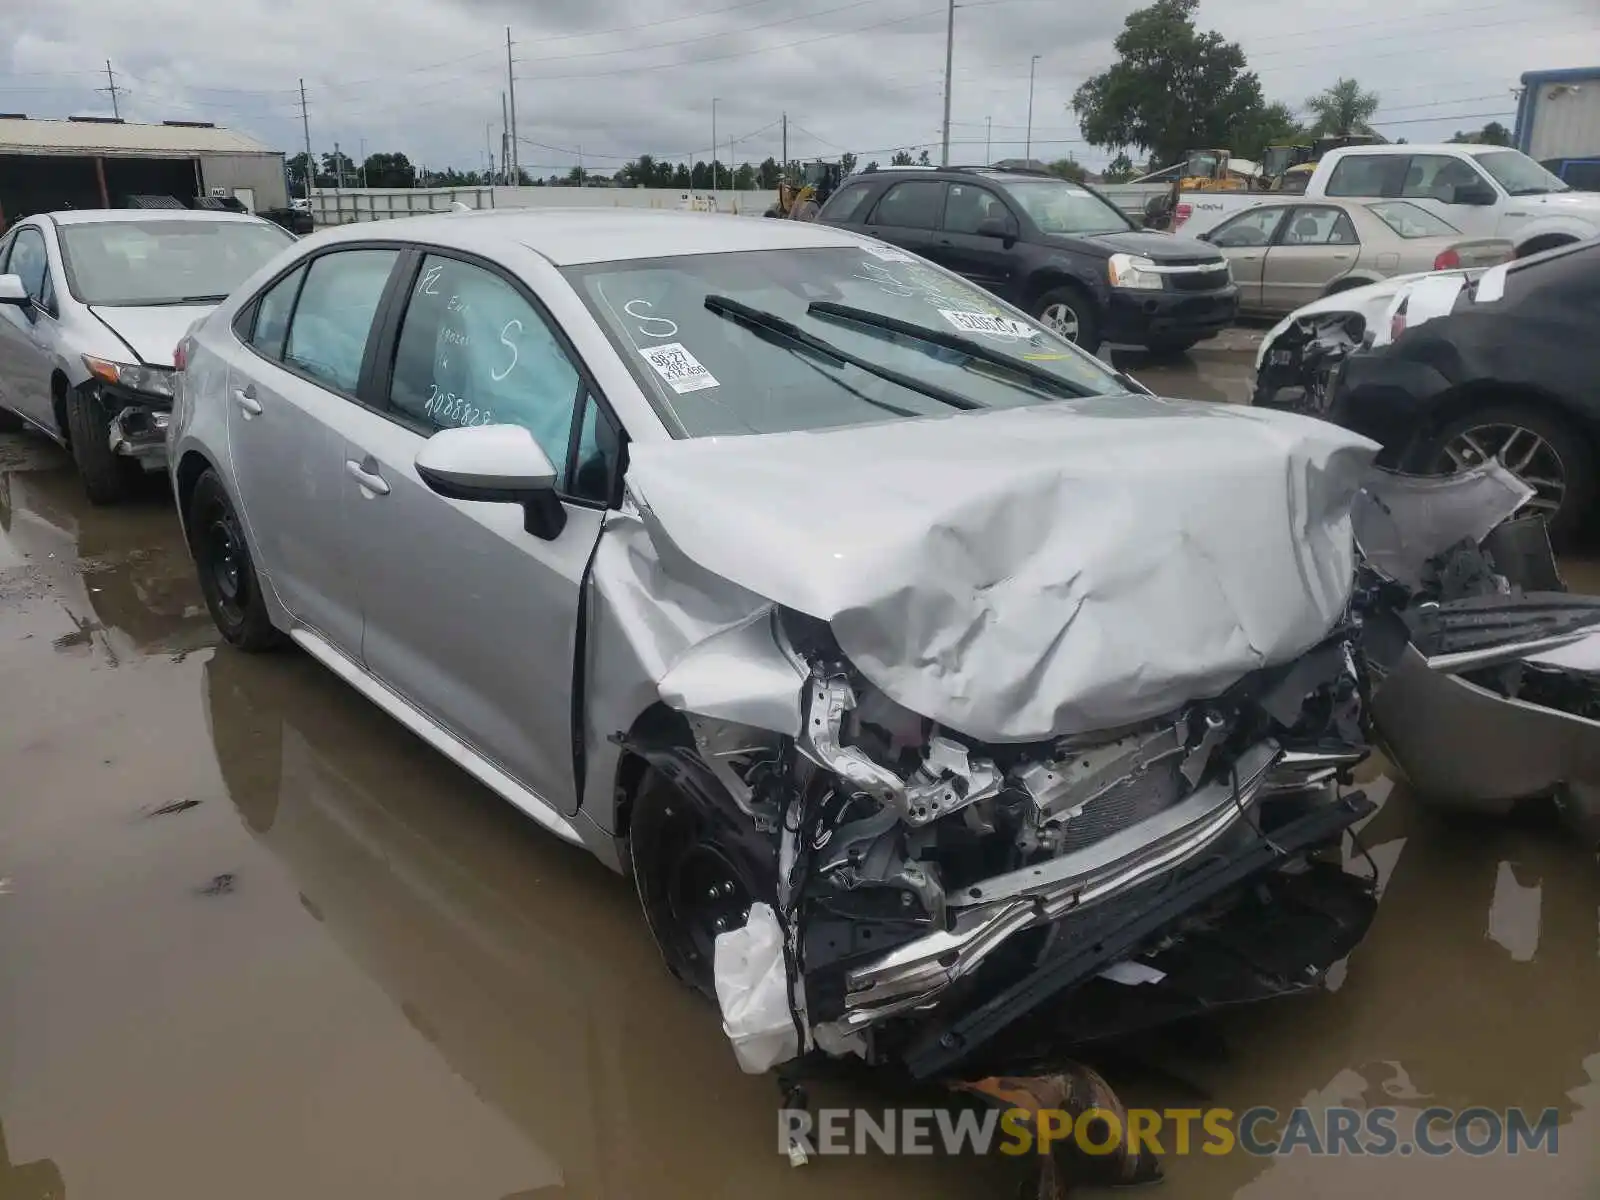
[[1196, 198, 1513, 315]]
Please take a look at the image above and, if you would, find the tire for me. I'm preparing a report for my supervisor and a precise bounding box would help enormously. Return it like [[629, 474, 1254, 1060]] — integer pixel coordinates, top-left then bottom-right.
[[1032, 286, 1100, 350], [628, 762, 777, 1001], [65, 385, 138, 505], [186, 469, 284, 651], [1411, 402, 1596, 549]]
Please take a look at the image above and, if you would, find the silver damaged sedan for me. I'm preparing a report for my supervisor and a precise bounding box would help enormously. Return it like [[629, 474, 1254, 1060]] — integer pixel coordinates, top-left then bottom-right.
[[172, 209, 1406, 1082]]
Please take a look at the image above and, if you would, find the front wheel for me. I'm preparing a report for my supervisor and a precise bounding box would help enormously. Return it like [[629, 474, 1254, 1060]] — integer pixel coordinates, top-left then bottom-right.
[[1411, 403, 1595, 549], [1032, 287, 1100, 350], [187, 469, 284, 651], [628, 763, 777, 1001], [65, 385, 139, 505]]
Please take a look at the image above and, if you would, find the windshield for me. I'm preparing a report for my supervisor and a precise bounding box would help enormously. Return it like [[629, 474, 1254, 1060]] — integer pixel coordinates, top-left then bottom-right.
[[995, 179, 1132, 236], [1365, 200, 1461, 238], [1472, 150, 1569, 196], [563, 247, 1127, 438], [59, 219, 293, 306]]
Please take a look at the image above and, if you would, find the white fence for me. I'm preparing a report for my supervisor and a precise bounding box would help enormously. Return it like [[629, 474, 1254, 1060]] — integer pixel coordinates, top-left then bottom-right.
[[310, 185, 780, 226]]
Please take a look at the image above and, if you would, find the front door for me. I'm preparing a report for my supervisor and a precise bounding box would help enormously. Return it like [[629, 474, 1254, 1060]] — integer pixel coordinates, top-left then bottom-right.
[[931, 181, 1019, 300], [1260, 205, 1360, 313], [341, 251, 616, 815], [864, 179, 947, 261], [1395, 153, 1501, 238], [1206, 206, 1289, 312], [223, 246, 401, 658], [0, 226, 60, 429]]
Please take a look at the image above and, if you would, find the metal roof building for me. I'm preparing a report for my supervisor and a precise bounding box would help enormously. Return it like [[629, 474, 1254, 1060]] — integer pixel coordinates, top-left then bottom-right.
[[0, 115, 288, 223]]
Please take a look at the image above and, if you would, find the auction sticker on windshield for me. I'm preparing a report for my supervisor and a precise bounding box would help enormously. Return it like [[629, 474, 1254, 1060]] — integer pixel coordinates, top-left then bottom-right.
[[938, 309, 1036, 339], [639, 342, 719, 393]]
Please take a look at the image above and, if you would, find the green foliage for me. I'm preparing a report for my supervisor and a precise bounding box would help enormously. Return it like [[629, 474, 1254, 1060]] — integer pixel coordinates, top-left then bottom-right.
[[1304, 78, 1380, 137]]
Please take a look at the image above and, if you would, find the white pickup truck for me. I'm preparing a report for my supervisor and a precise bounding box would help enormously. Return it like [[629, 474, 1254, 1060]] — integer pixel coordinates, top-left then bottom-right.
[[1172, 143, 1600, 257]]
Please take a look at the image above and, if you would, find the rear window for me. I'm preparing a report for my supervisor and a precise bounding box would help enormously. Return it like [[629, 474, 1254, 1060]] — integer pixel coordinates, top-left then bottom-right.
[[1365, 201, 1460, 238]]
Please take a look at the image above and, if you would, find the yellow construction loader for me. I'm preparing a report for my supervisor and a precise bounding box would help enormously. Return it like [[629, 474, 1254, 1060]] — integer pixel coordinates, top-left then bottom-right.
[[765, 160, 844, 220]]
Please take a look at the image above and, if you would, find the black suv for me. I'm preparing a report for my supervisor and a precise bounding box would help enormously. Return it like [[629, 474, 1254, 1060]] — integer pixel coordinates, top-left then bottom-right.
[[816, 167, 1238, 354]]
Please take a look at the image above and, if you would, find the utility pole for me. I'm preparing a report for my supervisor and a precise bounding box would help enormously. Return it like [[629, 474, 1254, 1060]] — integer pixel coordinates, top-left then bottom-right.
[[298, 79, 314, 201], [985, 115, 992, 165], [359, 136, 367, 187], [782, 111, 788, 173], [501, 92, 510, 186], [1025, 55, 1040, 162], [711, 97, 719, 198], [97, 60, 124, 120], [506, 28, 519, 183], [485, 122, 493, 182], [334, 140, 344, 192], [940, 0, 955, 166]]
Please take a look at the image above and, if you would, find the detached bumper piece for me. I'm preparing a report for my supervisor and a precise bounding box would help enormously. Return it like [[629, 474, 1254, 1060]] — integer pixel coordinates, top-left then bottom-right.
[[108, 405, 170, 462]]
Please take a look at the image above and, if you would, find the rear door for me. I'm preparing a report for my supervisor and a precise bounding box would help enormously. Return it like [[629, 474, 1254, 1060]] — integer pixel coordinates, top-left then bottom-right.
[[1260, 205, 1360, 313], [1204, 206, 1289, 311], [223, 245, 402, 657], [338, 248, 621, 815], [931, 180, 1020, 300], [864, 179, 947, 261]]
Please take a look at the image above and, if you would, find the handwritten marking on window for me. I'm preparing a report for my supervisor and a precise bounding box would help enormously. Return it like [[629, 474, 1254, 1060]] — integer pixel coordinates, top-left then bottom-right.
[[623, 298, 679, 339], [418, 264, 443, 295], [425, 383, 495, 427], [492, 319, 522, 382]]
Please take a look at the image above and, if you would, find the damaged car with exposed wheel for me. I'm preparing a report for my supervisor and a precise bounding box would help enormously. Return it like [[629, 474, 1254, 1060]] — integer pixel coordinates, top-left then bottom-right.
[[0, 209, 295, 504], [171, 209, 1554, 1090]]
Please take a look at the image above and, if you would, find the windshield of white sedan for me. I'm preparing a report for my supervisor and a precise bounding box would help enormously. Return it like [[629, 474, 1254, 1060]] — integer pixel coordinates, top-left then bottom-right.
[[565, 248, 1125, 437], [59, 220, 293, 306], [1473, 150, 1569, 196]]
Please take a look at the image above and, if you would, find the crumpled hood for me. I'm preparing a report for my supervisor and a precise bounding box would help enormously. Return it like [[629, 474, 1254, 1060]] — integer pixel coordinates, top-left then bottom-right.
[[626, 395, 1379, 742], [90, 304, 216, 367]]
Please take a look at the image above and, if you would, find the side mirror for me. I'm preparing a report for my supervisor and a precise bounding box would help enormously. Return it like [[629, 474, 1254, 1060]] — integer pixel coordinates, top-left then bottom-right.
[[1451, 183, 1497, 206], [0, 274, 28, 307], [975, 216, 1017, 242], [414, 424, 567, 540]]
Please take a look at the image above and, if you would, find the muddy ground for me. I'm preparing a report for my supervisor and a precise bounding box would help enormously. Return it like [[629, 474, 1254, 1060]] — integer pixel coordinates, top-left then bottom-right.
[[0, 348, 1595, 1199]]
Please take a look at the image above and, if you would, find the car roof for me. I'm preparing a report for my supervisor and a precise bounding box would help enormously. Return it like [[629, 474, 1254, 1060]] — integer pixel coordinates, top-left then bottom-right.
[[1324, 143, 1514, 158], [43, 208, 272, 227], [309, 207, 870, 266]]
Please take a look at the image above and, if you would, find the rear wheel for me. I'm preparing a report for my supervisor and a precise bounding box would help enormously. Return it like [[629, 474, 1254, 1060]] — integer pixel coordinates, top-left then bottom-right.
[[65, 385, 138, 505], [1413, 402, 1595, 548], [187, 469, 284, 651], [628, 763, 777, 1001], [1032, 286, 1100, 350]]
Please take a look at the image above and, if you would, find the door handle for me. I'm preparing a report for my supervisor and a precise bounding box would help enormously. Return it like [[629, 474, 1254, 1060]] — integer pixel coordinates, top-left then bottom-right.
[[232, 386, 262, 417], [346, 459, 390, 496]]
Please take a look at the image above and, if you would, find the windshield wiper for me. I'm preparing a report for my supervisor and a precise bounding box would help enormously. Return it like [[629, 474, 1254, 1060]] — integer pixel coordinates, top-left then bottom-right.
[[702, 294, 979, 412], [806, 301, 1096, 399]]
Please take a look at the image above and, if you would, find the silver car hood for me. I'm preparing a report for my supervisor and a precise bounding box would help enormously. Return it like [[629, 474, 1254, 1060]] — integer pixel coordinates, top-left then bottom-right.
[[90, 303, 216, 367], [626, 394, 1379, 742]]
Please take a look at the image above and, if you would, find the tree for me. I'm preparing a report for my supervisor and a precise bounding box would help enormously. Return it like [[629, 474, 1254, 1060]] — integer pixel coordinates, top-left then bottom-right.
[[839, 152, 858, 175], [757, 156, 781, 188], [320, 150, 357, 187], [1304, 77, 1379, 137], [916, 148, 932, 166], [672, 163, 692, 189], [1233, 101, 1304, 160], [1047, 157, 1087, 182], [362, 152, 415, 189], [286, 152, 319, 192], [619, 154, 657, 187], [1072, 0, 1267, 170], [733, 163, 756, 190], [890, 149, 915, 166], [1449, 121, 1511, 146], [1101, 153, 1138, 183], [864, 160, 879, 173], [690, 160, 711, 189]]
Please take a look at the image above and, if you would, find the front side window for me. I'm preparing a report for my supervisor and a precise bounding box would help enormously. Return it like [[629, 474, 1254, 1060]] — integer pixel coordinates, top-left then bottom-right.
[[57, 219, 292, 306], [1399, 155, 1486, 203], [942, 184, 1010, 235], [8, 229, 48, 301], [1473, 150, 1568, 196], [997, 179, 1131, 236], [1365, 201, 1460, 238], [870, 181, 945, 230], [564, 246, 1127, 439], [284, 249, 398, 393], [1210, 207, 1287, 248], [388, 255, 583, 489]]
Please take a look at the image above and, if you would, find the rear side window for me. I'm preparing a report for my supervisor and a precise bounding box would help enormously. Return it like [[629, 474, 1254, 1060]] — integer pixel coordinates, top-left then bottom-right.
[[1325, 155, 1407, 198], [248, 266, 306, 359], [283, 249, 399, 393], [870, 181, 946, 230], [822, 181, 874, 223]]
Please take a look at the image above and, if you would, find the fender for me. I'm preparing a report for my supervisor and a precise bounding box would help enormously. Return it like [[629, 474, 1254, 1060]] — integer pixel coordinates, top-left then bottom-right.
[[1509, 215, 1596, 255]]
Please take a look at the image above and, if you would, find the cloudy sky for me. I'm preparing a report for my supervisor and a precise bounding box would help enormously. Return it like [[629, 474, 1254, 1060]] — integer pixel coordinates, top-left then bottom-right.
[[2, 0, 1596, 176]]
